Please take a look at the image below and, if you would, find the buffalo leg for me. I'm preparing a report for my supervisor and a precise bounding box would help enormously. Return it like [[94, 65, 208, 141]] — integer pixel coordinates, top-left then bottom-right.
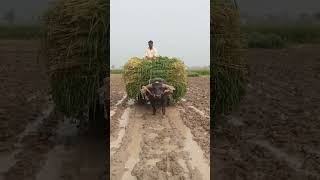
[[151, 101, 156, 115], [162, 97, 166, 115], [162, 105, 165, 115]]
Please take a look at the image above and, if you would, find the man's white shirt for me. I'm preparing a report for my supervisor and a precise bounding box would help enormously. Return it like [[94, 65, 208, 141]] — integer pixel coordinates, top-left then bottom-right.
[[145, 47, 158, 58]]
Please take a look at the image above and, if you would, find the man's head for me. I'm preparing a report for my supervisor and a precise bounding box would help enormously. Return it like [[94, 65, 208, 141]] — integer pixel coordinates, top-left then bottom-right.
[[148, 40, 153, 49]]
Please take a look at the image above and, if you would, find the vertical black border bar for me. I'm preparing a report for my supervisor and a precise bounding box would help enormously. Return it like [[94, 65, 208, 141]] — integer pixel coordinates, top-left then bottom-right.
[[210, 0, 215, 177], [106, 0, 110, 179]]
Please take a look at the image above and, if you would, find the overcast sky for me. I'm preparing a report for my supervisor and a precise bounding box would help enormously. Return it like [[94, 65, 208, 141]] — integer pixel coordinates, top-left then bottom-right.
[[110, 0, 210, 68]]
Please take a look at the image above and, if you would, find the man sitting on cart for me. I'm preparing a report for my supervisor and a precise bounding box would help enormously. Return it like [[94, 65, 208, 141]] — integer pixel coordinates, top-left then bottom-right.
[[142, 41, 175, 103], [145, 40, 158, 60]]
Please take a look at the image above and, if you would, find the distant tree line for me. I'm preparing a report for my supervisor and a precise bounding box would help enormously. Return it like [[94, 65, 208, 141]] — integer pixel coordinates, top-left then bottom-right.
[[241, 11, 320, 25]]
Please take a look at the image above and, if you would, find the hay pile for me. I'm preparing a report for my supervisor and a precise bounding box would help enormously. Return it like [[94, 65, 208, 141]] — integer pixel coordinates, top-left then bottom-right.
[[43, 0, 109, 117], [212, 0, 248, 114], [123, 57, 187, 102]]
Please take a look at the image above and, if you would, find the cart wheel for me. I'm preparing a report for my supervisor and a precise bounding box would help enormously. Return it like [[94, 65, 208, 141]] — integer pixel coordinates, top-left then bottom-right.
[[137, 94, 146, 105], [167, 95, 175, 106]]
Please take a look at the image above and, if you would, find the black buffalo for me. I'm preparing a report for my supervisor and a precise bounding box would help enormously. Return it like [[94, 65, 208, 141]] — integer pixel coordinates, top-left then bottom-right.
[[142, 80, 174, 115]]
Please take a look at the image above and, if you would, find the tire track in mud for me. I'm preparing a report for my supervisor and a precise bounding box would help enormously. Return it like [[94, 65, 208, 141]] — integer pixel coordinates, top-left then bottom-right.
[[111, 105, 210, 180]]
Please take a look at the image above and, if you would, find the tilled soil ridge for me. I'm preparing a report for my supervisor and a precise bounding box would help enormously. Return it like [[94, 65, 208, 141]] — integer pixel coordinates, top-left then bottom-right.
[[213, 46, 320, 179], [111, 105, 210, 180]]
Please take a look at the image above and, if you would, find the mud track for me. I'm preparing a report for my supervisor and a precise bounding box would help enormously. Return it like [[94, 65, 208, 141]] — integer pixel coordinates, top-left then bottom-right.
[[111, 104, 210, 180]]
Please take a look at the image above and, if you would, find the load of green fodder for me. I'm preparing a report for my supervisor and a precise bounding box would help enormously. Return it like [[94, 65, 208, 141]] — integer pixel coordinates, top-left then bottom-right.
[[123, 57, 187, 102], [43, 0, 109, 118], [212, 0, 248, 114]]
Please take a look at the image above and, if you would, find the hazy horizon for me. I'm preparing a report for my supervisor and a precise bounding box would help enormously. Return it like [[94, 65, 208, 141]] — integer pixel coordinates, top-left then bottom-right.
[[238, 0, 320, 17]]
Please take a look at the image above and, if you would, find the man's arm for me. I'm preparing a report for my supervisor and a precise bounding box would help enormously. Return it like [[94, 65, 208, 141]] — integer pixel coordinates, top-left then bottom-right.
[[144, 49, 148, 59], [141, 84, 153, 95], [162, 84, 175, 94]]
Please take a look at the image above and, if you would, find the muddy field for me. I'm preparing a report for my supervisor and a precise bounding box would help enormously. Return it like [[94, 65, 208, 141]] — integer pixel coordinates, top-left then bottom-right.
[[3, 40, 319, 180], [0, 40, 106, 180], [213, 45, 320, 179], [110, 74, 210, 180]]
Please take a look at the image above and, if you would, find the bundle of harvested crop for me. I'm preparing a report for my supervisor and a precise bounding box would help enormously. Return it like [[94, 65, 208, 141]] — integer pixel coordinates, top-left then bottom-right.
[[43, 0, 109, 117], [212, 0, 248, 114], [123, 57, 187, 102]]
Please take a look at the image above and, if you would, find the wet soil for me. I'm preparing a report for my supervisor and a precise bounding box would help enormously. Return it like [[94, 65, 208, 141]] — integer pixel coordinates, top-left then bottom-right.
[[110, 74, 125, 107], [110, 105, 210, 180], [0, 40, 49, 152], [110, 75, 210, 180], [179, 76, 210, 160], [36, 119, 106, 180], [183, 76, 210, 115], [0, 40, 106, 180], [213, 45, 320, 180]]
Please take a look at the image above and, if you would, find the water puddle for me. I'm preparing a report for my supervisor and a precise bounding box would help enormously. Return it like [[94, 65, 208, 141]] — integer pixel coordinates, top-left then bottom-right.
[[110, 108, 131, 156], [36, 118, 106, 180], [183, 127, 210, 180], [0, 101, 54, 175], [121, 118, 142, 180], [116, 95, 127, 106], [17, 102, 54, 141], [168, 108, 210, 180], [36, 119, 78, 180], [252, 140, 320, 178], [110, 95, 127, 119]]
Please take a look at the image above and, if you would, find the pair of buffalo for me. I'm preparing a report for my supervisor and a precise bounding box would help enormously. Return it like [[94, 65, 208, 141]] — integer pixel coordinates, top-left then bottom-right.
[[140, 78, 175, 115]]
